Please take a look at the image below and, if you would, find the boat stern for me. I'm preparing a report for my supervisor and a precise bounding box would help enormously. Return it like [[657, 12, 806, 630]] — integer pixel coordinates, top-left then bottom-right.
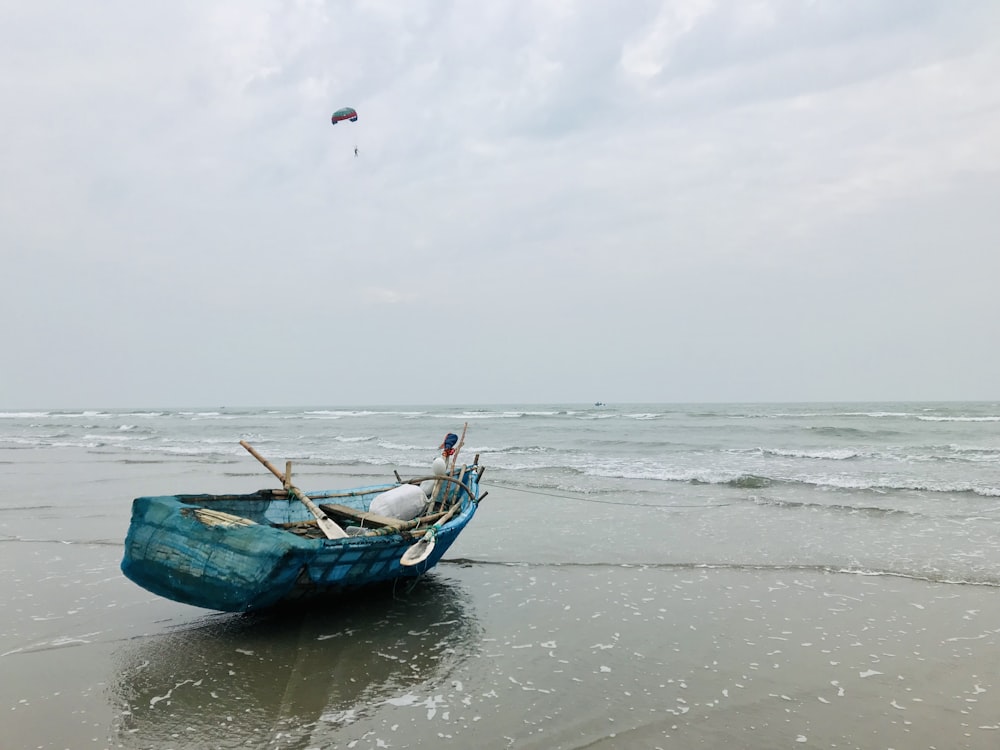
[[121, 495, 315, 612]]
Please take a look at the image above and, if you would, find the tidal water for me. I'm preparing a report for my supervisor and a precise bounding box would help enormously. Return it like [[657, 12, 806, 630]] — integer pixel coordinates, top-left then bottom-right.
[[2, 403, 1000, 748]]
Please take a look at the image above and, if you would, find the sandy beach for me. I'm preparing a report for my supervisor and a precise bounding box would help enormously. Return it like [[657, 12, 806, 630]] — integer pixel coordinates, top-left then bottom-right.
[[5, 531, 1000, 748], [3, 407, 1000, 748]]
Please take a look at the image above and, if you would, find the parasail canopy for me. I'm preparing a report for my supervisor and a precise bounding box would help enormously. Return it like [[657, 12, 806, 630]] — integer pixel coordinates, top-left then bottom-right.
[[331, 107, 358, 125]]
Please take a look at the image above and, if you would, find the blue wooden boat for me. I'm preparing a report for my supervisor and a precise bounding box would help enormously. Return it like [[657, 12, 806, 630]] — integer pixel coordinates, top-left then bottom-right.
[[121, 443, 483, 613]]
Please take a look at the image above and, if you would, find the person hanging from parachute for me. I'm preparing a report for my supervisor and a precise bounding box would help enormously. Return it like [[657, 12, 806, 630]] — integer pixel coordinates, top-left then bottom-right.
[[331, 107, 359, 157]]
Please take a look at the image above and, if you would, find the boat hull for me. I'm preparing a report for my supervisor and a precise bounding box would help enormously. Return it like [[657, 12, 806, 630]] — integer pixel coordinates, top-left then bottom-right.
[[121, 477, 479, 612]]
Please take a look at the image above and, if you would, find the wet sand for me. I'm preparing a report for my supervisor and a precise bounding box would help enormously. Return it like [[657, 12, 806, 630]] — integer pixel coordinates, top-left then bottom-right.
[[3, 448, 1000, 749]]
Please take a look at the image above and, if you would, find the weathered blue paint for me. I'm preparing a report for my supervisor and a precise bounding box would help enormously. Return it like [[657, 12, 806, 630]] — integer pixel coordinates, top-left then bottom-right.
[[121, 472, 481, 612]]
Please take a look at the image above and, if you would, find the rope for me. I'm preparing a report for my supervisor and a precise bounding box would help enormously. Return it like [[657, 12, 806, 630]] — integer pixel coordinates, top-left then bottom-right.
[[481, 480, 733, 509]]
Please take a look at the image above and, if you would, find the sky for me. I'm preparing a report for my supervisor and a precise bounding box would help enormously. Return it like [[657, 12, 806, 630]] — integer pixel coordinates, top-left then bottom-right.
[[2, 0, 999, 408]]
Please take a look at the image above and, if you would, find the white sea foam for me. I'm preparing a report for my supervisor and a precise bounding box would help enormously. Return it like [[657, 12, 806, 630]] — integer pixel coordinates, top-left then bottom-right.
[[306, 409, 426, 418], [432, 411, 526, 419], [770, 411, 915, 419], [23, 411, 112, 419], [477, 444, 549, 455], [378, 440, 430, 451]]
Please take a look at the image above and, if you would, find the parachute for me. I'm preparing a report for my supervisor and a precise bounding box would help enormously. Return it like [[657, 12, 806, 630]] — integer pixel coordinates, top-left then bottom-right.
[[330, 107, 358, 125]]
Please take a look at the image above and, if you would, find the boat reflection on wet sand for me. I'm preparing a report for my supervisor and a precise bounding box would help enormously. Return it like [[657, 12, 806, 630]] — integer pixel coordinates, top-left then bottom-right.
[[110, 576, 478, 747]]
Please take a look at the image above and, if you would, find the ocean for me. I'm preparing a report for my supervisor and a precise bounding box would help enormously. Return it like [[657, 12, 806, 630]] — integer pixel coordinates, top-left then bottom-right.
[[2, 402, 999, 748]]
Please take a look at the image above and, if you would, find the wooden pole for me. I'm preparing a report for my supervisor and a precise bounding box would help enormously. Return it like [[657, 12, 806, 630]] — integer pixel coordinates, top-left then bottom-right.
[[240, 441, 347, 540], [435, 422, 468, 510]]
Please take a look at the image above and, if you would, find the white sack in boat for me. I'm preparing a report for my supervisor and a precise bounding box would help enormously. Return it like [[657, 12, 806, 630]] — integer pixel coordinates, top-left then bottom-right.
[[370, 484, 427, 521]]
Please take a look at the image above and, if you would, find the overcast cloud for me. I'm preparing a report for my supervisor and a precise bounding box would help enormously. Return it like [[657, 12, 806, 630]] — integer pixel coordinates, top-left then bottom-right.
[[2, 1, 999, 407]]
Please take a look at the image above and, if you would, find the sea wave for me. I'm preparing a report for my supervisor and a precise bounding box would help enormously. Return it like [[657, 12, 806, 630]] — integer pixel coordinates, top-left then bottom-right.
[[439, 559, 1000, 587], [82, 432, 155, 444], [693, 410, 920, 420], [562, 463, 1000, 497], [0, 410, 113, 420], [948, 444, 1000, 456], [477, 444, 552, 455], [760, 447, 861, 460], [918, 415, 1000, 422], [726, 474, 772, 489], [376, 440, 432, 452], [445, 411, 552, 420], [304, 410, 427, 418], [490, 466, 1000, 500], [748, 496, 913, 518], [0, 436, 102, 449], [806, 426, 899, 438]]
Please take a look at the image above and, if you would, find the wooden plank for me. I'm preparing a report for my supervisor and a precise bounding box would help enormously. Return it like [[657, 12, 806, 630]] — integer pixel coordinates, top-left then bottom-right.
[[282, 507, 453, 538], [273, 487, 388, 501], [191, 508, 257, 527], [318, 503, 405, 530]]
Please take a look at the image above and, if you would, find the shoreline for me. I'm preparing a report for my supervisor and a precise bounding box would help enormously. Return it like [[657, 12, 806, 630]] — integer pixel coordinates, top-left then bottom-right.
[[3, 414, 1000, 748]]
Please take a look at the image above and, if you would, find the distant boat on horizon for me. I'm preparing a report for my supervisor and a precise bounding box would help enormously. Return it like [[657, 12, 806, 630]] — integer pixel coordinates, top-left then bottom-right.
[[594, 401, 606, 407]]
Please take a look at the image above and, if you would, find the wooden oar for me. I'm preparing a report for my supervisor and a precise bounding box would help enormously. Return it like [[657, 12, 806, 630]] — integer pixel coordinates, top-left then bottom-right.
[[239, 440, 347, 540], [400, 461, 471, 567]]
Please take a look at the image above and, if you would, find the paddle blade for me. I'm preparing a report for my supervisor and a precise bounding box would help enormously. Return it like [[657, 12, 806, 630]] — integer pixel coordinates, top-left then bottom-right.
[[400, 534, 435, 567], [317, 515, 348, 540]]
